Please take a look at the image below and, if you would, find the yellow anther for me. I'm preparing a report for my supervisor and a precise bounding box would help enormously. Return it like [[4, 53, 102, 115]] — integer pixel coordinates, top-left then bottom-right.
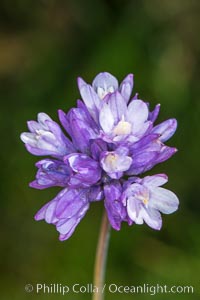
[[143, 198, 149, 205]]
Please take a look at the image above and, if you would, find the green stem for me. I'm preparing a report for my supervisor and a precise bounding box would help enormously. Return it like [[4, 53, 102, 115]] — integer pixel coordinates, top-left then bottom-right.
[[92, 211, 111, 300]]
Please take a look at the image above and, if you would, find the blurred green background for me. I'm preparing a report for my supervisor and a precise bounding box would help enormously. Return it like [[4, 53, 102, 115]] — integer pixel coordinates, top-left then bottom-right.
[[1, 0, 200, 299]]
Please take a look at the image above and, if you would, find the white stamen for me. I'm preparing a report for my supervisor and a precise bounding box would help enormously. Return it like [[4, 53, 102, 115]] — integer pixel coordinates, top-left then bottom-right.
[[104, 153, 118, 170], [113, 115, 132, 135], [97, 86, 115, 99], [108, 86, 114, 93]]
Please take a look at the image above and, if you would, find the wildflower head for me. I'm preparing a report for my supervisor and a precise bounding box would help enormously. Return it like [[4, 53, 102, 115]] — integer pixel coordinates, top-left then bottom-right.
[[20, 72, 179, 240]]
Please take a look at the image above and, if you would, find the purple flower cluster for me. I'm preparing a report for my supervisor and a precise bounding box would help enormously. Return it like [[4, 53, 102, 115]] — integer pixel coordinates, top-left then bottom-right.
[[20, 72, 179, 241]]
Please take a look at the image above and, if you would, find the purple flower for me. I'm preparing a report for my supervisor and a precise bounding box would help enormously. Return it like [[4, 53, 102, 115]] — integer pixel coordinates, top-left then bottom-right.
[[99, 93, 152, 143], [77, 73, 177, 149], [122, 174, 179, 230], [100, 147, 132, 179], [64, 153, 102, 188], [35, 188, 90, 241], [20, 72, 179, 240], [77, 72, 133, 122], [58, 106, 99, 153], [126, 134, 177, 175], [30, 159, 70, 189], [104, 181, 132, 231], [20, 113, 75, 157]]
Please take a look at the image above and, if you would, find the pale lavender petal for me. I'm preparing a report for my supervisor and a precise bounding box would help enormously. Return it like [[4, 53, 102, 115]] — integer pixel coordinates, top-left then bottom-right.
[[99, 102, 115, 133], [127, 100, 149, 127], [77, 77, 100, 121], [20, 113, 74, 157], [92, 72, 118, 99], [35, 131, 65, 156], [27, 121, 41, 133], [149, 187, 179, 214], [100, 151, 132, 178], [45, 120, 75, 154], [105, 91, 127, 123], [24, 143, 59, 156], [38, 112, 53, 128], [57, 218, 77, 236], [45, 200, 59, 224], [119, 74, 134, 103], [131, 120, 152, 138], [20, 132, 37, 147], [142, 174, 168, 188], [127, 198, 162, 229], [152, 119, 177, 142], [141, 207, 162, 230], [34, 201, 50, 221], [34, 199, 59, 224], [127, 197, 143, 224]]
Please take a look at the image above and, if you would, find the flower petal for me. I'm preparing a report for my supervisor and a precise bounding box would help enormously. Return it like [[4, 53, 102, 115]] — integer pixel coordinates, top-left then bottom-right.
[[127, 100, 149, 128], [92, 72, 118, 98], [100, 151, 132, 177], [155, 146, 177, 163], [27, 121, 41, 133], [152, 119, 177, 142], [77, 77, 100, 121], [58, 109, 72, 137], [141, 207, 162, 230], [56, 200, 89, 240], [119, 74, 134, 103], [66, 108, 98, 153], [55, 189, 88, 218], [142, 174, 168, 188], [126, 151, 158, 175], [30, 159, 70, 189], [106, 91, 127, 123], [149, 187, 179, 214], [65, 153, 101, 188], [127, 197, 143, 224], [57, 218, 77, 236], [148, 104, 160, 122], [90, 139, 108, 160], [20, 132, 37, 147], [99, 102, 115, 133], [37, 112, 52, 129], [104, 181, 126, 230], [34, 199, 59, 224]]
